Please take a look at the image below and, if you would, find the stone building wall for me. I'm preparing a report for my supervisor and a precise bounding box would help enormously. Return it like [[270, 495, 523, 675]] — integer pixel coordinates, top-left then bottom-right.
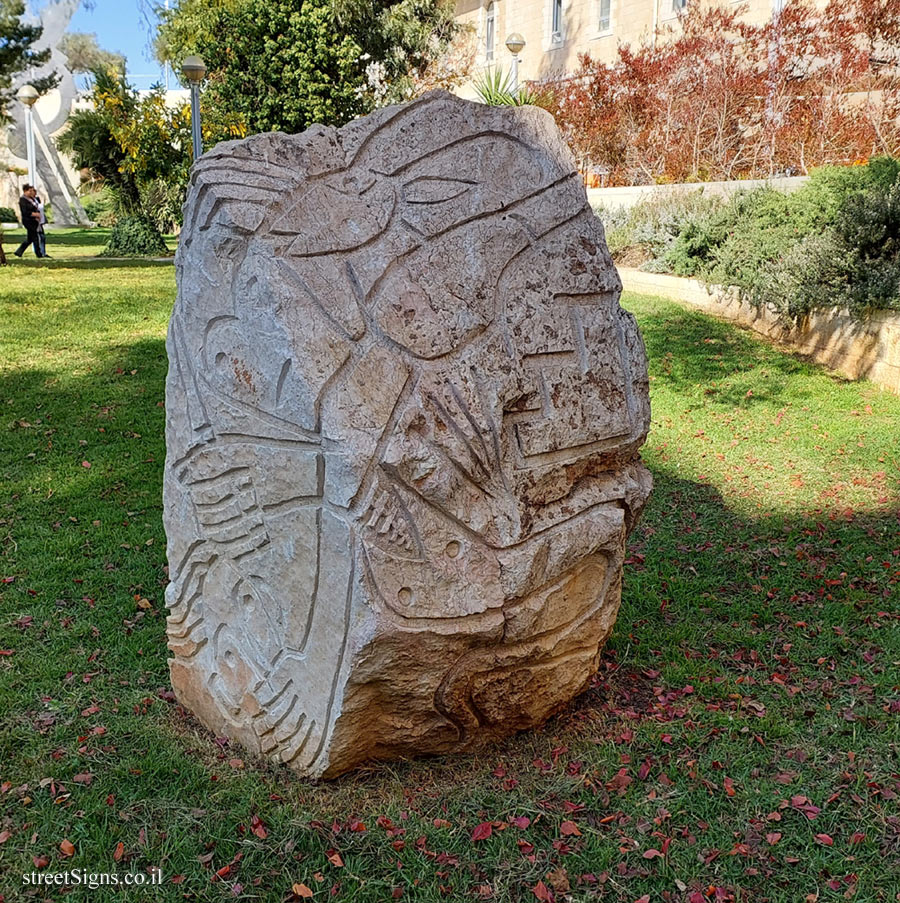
[[455, 0, 828, 93]]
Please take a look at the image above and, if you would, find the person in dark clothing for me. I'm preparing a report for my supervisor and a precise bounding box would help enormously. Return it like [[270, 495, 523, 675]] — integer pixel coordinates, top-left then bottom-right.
[[14, 185, 46, 258]]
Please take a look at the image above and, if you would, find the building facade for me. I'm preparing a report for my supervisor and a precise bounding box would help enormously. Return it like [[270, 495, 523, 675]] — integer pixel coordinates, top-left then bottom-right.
[[454, 0, 814, 89]]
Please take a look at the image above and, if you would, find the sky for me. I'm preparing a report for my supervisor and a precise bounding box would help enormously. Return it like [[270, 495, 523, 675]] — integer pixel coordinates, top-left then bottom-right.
[[52, 0, 174, 89]]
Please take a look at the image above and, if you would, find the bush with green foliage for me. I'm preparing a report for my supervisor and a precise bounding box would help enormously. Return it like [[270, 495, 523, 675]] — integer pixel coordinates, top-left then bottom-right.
[[79, 188, 117, 227], [668, 159, 900, 318], [598, 191, 723, 271], [602, 158, 900, 319], [0, 206, 16, 223], [100, 215, 169, 258]]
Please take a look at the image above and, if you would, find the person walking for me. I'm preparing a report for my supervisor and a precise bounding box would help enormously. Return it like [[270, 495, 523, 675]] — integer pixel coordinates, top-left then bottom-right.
[[14, 185, 46, 258], [34, 191, 49, 257]]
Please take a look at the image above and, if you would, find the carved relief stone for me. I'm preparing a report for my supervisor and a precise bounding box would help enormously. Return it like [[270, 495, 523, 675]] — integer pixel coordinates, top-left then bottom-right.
[[163, 91, 652, 778]]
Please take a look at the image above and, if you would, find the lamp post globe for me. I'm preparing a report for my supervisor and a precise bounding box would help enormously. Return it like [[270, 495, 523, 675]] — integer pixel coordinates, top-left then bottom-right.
[[16, 84, 39, 187], [16, 84, 39, 107], [181, 55, 207, 83], [181, 56, 207, 161], [505, 33, 526, 55], [505, 34, 526, 95]]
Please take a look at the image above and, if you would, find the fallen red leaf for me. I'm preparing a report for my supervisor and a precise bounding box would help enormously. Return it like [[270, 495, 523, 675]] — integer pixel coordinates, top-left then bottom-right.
[[113, 841, 124, 862], [59, 839, 75, 858], [642, 848, 663, 859], [250, 814, 268, 840], [559, 820, 581, 837], [326, 849, 344, 868], [815, 833, 834, 846], [471, 822, 493, 842], [292, 883, 314, 899], [532, 879, 553, 902]]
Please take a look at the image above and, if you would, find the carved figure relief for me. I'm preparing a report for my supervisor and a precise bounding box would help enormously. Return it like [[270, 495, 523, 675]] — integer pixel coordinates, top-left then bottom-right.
[[164, 91, 652, 778]]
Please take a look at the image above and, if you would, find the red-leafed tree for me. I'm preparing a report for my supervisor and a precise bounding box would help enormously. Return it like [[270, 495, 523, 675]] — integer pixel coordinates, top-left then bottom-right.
[[544, 0, 900, 185]]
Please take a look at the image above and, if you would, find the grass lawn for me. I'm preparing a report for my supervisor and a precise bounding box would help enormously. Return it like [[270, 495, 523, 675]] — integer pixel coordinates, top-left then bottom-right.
[[1, 252, 898, 903], [1, 227, 176, 266]]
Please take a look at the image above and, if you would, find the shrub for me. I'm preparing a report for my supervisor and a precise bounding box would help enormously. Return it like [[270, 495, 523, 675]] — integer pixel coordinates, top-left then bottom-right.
[[667, 158, 900, 318], [598, 191, 722, 271], [101, 215, 169, 258], [0, 206, 17, 223], [80, 189, 117, 226]]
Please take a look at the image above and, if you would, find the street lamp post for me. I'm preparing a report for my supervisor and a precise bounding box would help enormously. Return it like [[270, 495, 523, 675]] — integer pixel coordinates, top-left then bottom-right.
[[505, 34, 526, 97], [16, 84, 39, 187], [182, 55, 207, 161]]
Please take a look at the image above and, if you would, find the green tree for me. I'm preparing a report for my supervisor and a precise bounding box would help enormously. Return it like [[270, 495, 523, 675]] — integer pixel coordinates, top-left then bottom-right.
[[56, 68, 141, 210], [156, 0, 458, 134], [59, 32, 126, 75], [58, 65, 245, 242], [0, 0, 58, 123]]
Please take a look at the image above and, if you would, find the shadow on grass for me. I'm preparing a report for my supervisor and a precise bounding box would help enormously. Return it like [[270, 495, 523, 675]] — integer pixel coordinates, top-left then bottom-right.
[[4, 257, 174, 270]]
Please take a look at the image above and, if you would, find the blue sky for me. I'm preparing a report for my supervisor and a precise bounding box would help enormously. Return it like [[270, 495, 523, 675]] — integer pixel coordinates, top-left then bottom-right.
[[65, 0, 171, 88]]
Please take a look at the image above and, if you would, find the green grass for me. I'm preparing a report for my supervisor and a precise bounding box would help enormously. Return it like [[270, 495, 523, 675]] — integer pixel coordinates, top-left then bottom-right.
[[1, 251, 899, 903], [2, 226, 175, 267]]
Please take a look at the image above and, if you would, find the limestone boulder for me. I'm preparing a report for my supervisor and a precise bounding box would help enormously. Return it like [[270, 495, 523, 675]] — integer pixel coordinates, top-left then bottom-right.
[[163, 91, 651, 778]]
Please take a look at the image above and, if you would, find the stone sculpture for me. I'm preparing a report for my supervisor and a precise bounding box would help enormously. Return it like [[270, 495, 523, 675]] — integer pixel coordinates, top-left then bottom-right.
[[164, 91, 652, 778]]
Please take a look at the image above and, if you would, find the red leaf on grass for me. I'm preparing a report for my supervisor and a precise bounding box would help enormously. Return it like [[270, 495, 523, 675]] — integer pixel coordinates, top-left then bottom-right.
[[472, 822, 493, 842], [560, 820, 581, 837], [292, 884, 314, 899], [532, 880, 553, 902], [326, 850, 344, 868], [642, 848, 663, 859], [510, 816, 531, 829], [250, 814, 268, 839], [849, 831, 865, 844], [766, 833, 782, 845], [815, 833, 834, 846], [59, 839, 75, 858], [113, 841, 125, 862]]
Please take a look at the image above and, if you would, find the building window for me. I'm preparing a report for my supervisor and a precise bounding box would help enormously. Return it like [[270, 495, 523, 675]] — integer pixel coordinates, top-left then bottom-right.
[[485, 2, 495, 60], [598, 0, 611, 31], [551, 0, 563, 41], [672, 0, 686, 10]]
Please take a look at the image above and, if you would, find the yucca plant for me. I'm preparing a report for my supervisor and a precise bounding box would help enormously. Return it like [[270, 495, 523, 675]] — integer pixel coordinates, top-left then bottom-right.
[[472, 67, 550, 107]]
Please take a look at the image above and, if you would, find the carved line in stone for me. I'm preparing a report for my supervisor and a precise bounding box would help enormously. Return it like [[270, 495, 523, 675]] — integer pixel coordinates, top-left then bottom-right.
[[346, 371, 416, 514], [308, 533, 356, 769], [423, 391, 495, 493], [275, 261, 363, 344], [295, 508, 321, 655], [284, 191, 398, 260], [359, 542, 501, 631]]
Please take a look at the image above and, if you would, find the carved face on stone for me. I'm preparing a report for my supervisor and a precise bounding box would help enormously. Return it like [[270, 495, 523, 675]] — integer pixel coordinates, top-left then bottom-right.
[[164, 92, 651, 778]]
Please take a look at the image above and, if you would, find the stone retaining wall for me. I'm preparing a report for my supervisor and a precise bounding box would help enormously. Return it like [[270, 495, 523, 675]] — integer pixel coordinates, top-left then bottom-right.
[[588, 176, 809, 213], [618, 267, 900, 395]]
